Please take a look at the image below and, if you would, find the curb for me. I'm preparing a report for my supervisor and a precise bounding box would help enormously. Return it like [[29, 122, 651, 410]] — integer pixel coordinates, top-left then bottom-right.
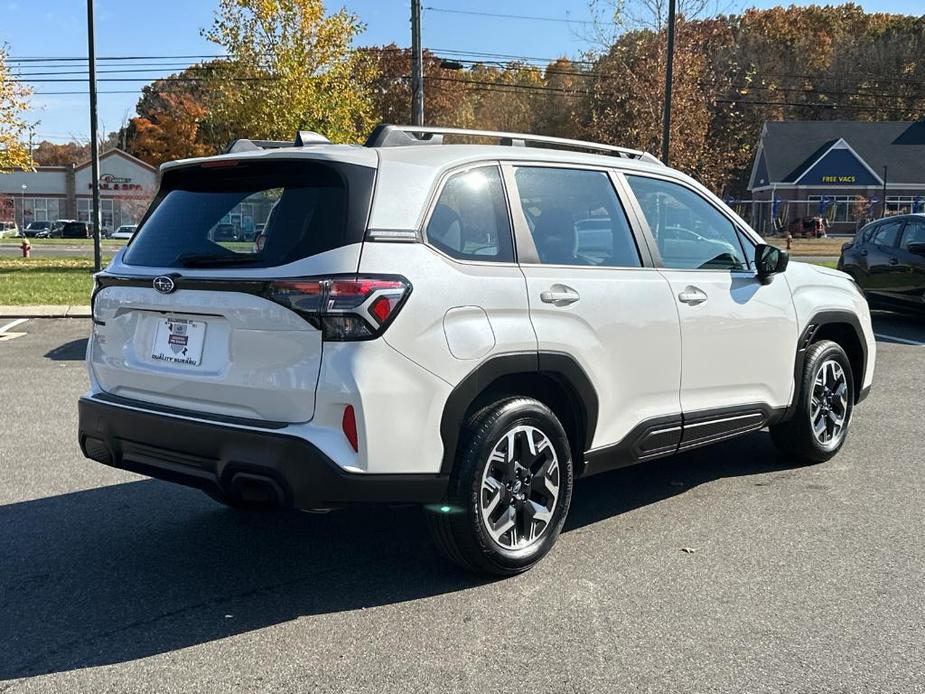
[[0, 305, 91, 318]]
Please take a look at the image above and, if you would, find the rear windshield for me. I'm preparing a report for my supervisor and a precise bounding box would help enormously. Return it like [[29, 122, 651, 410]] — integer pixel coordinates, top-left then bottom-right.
[[123, 159, 374, 269]]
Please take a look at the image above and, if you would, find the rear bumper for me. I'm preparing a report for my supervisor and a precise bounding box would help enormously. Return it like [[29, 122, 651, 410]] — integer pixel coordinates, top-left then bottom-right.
[[78, 395, 448, 509]]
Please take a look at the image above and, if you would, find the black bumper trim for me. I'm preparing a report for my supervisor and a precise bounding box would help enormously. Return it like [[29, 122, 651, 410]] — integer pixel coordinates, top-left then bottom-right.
[[91, 392, 290, 430], [78, 397, 448, 508]]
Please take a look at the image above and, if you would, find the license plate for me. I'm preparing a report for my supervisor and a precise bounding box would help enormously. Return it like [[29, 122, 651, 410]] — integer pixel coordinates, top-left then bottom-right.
[[151, 318, 206, 367]]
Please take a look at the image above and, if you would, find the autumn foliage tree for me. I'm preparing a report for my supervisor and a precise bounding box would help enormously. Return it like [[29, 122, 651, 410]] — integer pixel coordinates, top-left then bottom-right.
[[366, 45, 475, 128], [114, 2, 924, 193], [0, 45, 33, 173], [201, 0, 376, 144], [32, 140, 90, 167]]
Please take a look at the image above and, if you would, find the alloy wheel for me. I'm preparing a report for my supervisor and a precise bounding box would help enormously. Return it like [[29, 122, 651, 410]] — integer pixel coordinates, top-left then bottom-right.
[[810, 359, 849, 446], [479, 425, 560, 551]]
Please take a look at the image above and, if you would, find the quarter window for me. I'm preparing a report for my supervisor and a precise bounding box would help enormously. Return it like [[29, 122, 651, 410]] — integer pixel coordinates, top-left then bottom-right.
[[513, 167, 641, 267], [626, 175, 747, 271], [425, 166, 514, 262]]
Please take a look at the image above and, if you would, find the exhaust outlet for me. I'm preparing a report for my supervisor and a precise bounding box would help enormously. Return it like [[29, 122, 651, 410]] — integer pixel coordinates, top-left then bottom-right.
[[227, 472, 286, 507]]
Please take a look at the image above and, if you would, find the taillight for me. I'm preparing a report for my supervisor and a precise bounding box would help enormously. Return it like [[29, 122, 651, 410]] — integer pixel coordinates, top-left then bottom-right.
[[265, 275, 411, 341]]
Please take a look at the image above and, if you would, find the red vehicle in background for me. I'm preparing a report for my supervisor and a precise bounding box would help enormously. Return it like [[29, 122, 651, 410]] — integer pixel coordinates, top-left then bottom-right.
[[788, 216, 829, 238]]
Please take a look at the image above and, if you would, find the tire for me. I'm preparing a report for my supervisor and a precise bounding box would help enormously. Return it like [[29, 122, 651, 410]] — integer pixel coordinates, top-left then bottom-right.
[[427, 397, 574, 576], [770, 340, 854, 464]]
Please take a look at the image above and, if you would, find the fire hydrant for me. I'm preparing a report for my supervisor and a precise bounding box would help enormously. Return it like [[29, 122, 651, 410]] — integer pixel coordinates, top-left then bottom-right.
[[785, 233, 793, 251], [20, 238, 31, 258]]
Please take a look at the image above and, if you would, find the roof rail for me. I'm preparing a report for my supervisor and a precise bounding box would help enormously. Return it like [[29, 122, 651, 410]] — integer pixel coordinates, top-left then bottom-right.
[[364, 124, 663, 165], [224, 130, 331, 154]]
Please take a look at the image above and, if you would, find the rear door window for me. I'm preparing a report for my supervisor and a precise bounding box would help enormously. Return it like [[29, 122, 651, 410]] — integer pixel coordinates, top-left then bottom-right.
[[513, 166, 641, 267], [870, 220, 903, 249], [123, 160, 373, 269]]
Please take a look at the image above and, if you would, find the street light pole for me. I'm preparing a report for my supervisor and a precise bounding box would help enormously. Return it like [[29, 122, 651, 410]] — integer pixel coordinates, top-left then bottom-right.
[[21, 185, 27, 231], [87, 0, 102, 272], [410, 0, 424, 126], [881, 165, 888, 218], [660, 0, 677, 165]]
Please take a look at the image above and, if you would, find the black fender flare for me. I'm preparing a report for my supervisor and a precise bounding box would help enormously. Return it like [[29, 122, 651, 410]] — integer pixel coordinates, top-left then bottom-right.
[[785, 309, 869, 421], [438, 351, 598, 476]]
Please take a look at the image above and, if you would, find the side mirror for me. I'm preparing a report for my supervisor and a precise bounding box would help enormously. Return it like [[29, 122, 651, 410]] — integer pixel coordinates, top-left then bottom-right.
[[755, 243, 789, 284], [841, 241, 853, 252], [907, 242, 925, 258]]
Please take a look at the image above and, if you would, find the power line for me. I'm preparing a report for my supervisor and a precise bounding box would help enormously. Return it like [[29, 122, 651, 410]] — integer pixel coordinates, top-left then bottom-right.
[[423, 6, 595, 25], [7, 54, 229, 62]]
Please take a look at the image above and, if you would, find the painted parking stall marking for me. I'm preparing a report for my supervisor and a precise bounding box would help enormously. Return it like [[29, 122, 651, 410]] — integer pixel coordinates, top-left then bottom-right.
[[0, 318, 29, 342]]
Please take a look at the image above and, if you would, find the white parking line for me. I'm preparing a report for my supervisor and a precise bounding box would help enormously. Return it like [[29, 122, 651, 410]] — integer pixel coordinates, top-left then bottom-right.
[[0, 318, 29, 333], [874, 333, 925, 346]]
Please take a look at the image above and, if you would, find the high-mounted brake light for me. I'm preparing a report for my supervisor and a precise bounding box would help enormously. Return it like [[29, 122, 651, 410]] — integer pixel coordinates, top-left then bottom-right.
[[200, 160, 241, 168], [265, 275, 411, 341]]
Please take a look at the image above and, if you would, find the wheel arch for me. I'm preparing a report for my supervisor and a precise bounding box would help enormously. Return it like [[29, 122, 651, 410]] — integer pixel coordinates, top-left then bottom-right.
[[438, 352, 598, 476], [786, 310, 868, 420]]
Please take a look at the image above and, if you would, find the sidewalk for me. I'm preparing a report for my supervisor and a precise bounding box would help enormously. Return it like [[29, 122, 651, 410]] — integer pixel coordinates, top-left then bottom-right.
[[0, 305, 91, 318]]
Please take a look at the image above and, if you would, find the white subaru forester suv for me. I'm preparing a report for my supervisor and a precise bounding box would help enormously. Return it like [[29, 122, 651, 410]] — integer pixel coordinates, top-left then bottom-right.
[[80, 125, 875, 575]]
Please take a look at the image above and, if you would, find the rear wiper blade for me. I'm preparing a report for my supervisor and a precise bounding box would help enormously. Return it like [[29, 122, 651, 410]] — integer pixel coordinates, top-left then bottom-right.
[[176, 253, 260, 268]]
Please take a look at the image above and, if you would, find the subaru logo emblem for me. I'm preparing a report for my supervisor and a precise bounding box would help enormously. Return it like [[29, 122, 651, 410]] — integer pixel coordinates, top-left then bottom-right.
[[153, 276, 176, 294]]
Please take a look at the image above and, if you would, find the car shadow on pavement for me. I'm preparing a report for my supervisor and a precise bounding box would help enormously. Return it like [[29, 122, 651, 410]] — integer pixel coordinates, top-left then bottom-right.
[[0, 432, 797, 681], [43, 338, 88, 361]]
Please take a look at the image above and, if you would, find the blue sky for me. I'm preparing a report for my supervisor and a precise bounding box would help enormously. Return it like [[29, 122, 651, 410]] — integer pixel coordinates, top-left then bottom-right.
[[2, 0, 921, 144]]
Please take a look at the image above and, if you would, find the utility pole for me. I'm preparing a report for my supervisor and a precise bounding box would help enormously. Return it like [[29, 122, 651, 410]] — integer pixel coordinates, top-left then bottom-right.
[[660, 0, 677, 165], [881, 165, 888, 218], [87, 0, 102, 272], [410, 0, 424, 126]]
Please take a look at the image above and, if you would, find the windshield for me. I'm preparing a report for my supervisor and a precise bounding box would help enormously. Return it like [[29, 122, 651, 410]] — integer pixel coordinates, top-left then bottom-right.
[[123, 159, 374, 269]]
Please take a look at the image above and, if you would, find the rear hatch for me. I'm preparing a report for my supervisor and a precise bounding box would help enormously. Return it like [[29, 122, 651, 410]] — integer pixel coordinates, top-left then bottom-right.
[[89, 155, 376, 424]]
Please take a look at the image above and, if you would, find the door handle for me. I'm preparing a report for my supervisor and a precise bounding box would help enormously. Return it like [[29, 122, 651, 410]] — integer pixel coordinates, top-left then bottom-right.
[[888, 257, 899, 265], [540, 286, 580, 306], [678, 286, 708, 306]]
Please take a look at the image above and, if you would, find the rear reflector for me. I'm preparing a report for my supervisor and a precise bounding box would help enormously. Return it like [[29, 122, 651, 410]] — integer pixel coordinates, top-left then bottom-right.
[[265, 275, 411, 341], [342, 405, 358, 452]]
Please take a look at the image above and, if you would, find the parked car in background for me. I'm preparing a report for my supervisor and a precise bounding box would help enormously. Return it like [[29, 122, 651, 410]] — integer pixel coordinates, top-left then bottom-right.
[[0, 221, 20, 238], [23, 221, 52, 238], [61, 221, 92, 239], [838, 213, 925, 315], [48, 219, 75, 238], [211, 223, 238, 242], [79, 125, 876, 576], [110, 225, 137, 240], [788, 216, 828, 238]]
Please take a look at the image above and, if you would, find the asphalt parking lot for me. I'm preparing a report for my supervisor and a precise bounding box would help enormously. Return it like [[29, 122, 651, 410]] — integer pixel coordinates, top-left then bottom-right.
[[1, 317, 923, 693]]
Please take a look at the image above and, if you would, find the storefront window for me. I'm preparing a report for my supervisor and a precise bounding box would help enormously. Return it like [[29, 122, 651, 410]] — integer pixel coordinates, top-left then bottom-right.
[[32, 198, 47, 222], [22, 198, 34, 225], [886, 196, 916, 215], [77, 198, 91, 222], [808, 195, 864, 223], [101, 199, 114, 230]]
